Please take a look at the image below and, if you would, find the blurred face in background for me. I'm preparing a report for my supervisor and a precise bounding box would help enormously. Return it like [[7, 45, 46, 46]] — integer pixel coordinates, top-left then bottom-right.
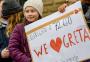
[[23, 6, 40, 23], [0, 0, 3, 17]]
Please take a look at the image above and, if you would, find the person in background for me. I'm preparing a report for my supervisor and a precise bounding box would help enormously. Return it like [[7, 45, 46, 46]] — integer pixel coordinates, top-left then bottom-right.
[[2, 0, 23, 37], [0, 0, 23, 62], [0, 0, 11, 62], [8, 0, 43, 62]]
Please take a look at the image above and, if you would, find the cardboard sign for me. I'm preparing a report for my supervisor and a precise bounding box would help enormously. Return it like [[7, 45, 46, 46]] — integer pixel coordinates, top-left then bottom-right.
[[25, 1, 90, 62]]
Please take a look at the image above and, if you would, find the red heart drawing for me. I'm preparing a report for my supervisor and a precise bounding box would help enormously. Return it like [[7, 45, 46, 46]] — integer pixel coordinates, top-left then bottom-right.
[[50, 37, 62, 53]]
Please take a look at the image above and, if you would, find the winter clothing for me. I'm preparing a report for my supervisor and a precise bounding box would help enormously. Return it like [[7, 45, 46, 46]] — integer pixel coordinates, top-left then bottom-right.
[[0, 18, 12, 62], [23, 0, 43, 17], [0, 0, 22, 62], [0, 18, 8, 53], [2, 0, 22, 17], [9, 23, 32, 62], [8, 0, 43, 61]]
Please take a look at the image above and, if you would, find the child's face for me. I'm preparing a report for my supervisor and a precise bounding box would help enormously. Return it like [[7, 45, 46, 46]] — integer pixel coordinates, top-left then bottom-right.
[[0, 1, 3, 17], [24, 6, 40, 23]]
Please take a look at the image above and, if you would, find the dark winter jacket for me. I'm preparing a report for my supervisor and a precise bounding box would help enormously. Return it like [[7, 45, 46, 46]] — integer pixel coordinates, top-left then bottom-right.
[[0, 19, 8, 57], [9, 23, 32, 62]]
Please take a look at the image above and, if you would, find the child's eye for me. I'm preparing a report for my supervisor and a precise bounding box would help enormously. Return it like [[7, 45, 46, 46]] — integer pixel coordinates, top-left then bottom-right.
[[25, 9, 37, 13], [31, 10, 35, 13]]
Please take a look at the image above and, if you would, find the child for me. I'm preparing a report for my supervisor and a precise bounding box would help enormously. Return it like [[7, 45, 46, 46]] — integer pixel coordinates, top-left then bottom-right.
[[0, 0, 22, 62], [8, 0, 43, 62]]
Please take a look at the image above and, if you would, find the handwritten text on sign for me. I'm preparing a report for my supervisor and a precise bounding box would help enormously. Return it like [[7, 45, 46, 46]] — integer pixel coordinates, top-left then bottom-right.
[[25, 1, 90, 62]]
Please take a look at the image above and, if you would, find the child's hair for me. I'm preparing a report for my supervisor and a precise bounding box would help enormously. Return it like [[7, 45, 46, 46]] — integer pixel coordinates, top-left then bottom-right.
[[6, 12, 23, 37]]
